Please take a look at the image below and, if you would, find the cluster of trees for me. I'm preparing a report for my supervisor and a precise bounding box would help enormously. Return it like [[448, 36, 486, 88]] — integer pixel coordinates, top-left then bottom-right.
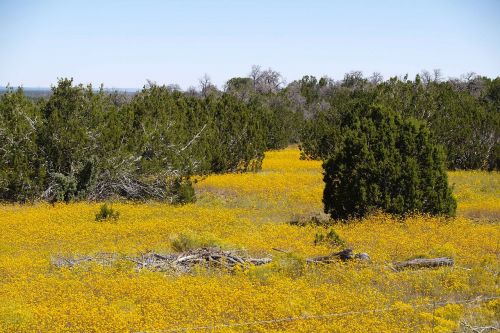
[[292, 71, 497, 218], [1, 67, 498, 207], [0, 79, 281, 202], [298, 71, 499, 171]]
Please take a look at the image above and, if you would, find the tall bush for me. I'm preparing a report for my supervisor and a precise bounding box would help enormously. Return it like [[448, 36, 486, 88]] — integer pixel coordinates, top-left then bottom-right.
[[323, 105, 456, 220]]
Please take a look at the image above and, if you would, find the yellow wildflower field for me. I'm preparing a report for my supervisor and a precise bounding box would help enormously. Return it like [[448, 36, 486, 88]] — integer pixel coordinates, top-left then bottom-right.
[[0, 147, 498, 332]]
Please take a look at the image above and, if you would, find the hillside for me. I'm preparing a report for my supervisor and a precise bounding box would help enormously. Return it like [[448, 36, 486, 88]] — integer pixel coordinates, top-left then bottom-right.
[[0, 147, 498, 332]]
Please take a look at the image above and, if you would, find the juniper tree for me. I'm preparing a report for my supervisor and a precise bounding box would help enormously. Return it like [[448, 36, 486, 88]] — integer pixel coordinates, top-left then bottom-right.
[[323, 105, 456, 220], [0, 88, 44, 201]]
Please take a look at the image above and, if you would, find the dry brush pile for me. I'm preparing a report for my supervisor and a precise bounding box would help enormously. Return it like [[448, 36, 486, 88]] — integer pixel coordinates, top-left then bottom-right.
[[52, 247, 273, 273]]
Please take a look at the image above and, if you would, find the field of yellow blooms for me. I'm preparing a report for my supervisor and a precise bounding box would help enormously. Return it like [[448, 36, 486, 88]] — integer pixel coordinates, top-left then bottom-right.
[[0, 147, 499, 332]]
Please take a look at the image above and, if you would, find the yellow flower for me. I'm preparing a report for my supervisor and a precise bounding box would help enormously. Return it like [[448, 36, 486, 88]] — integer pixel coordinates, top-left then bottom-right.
[[0, 147, 498, 332]]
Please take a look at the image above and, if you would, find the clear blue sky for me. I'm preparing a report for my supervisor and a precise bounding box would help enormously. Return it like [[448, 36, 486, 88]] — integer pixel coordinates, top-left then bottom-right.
[[1, 0, 499, 89]]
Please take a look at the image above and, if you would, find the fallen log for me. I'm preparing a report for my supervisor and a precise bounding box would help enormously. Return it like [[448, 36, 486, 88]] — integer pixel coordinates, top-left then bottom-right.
[[393, 257, 454, 271], [248, 257, 273, 265], [306, 249, 370, 263]]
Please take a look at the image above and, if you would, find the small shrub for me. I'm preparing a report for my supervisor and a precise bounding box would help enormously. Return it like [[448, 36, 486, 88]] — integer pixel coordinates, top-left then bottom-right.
[[313, 229, 346, 248], [171, 178, 196, 205], [274, 253, 306, 279], [95, 203, 119, 221]]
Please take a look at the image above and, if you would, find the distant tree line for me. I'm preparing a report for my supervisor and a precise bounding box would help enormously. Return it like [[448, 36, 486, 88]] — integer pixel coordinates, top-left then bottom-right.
[[0, 68, 498, 203]]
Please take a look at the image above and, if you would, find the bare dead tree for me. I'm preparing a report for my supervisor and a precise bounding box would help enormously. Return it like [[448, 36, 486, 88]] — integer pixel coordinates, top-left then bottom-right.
[[421, 70, 433, 85], [166, 84, 182, 92], [433, 69, 443, 82], [250, 65, 263, 90], [197, 73, 221, 97], [185, 86, 199, 97], [461, 72, 478, 82], [369, 72, 384, 85], [249, 65, 284, 93], [343, 71, 366, 90]]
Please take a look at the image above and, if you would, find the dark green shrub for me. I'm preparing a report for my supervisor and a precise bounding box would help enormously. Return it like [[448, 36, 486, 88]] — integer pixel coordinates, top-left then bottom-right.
[[95, 203, 120, 221], [171, 178, 196, 205], [323, 105, 456, 220], [313, 229, 345, 248]]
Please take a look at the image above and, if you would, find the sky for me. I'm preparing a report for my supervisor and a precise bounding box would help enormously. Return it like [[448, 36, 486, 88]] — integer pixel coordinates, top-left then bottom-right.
[[0, 0, 499, 89]]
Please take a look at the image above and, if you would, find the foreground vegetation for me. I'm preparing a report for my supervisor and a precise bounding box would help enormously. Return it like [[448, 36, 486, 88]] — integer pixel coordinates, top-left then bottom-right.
[[0, 147, 498, 332]]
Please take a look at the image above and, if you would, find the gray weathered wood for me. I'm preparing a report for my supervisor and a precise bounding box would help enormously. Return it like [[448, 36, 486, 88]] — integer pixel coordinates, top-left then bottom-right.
[[394, 257, 454, 271]]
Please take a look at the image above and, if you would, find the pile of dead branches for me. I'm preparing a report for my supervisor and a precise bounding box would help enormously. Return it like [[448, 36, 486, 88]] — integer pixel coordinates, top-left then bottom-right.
[[52, 247, 272, 273], [131, 248, 272, 273]]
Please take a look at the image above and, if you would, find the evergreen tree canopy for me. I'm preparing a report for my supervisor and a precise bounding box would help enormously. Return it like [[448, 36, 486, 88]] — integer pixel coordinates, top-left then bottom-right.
[[323, 105, 457, 220], [0, 79, 269, 203], [0, 88, 44, 201], [299, 73, 499, 170]]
